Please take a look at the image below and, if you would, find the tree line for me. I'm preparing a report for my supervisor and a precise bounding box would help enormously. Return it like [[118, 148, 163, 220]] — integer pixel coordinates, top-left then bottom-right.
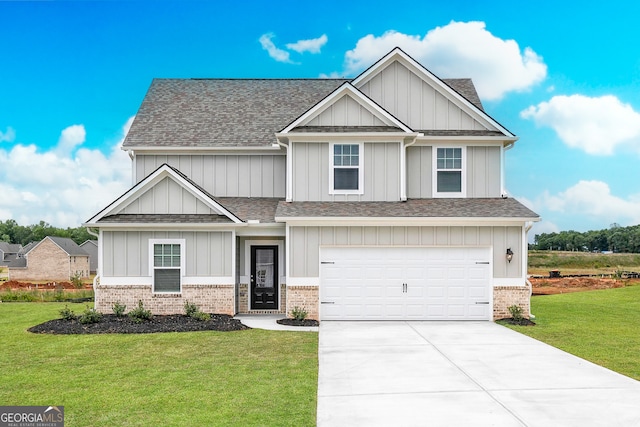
[[532, 223, 640, 253], [0, 219, 94, 246]]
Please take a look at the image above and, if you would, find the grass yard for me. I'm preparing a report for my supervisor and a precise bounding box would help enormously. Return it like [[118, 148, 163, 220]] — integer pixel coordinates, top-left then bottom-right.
[[503, 285, 640, 381], [0, 303, 318, 426]]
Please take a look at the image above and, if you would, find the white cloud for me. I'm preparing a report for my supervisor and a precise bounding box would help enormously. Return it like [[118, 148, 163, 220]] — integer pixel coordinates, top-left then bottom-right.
[[538, 180, 640, 226], [0, 118, 133, 228], [259, 33, 293, 63], [521, 94, 640, 155], [286, 34, 328, 54], [0, 126, 16, 143], [341, 22, 547, 100]]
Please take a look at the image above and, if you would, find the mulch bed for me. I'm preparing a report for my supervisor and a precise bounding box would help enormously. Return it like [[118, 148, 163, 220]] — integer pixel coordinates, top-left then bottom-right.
[[497, 317, 536, 326], [28, 314, 250, 334], [276, 318, 320, 327]]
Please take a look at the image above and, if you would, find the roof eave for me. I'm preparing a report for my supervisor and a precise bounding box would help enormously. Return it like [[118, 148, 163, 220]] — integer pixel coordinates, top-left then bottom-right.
[[275, 216, 541, 225]]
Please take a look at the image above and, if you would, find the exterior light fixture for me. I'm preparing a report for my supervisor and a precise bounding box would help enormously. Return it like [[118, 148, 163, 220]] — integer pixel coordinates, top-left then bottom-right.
[[506, 248, 514, 263]]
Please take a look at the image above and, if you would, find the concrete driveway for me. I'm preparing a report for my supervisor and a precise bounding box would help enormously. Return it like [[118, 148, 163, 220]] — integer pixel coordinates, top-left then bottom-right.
[[317, 321, 640, 426]]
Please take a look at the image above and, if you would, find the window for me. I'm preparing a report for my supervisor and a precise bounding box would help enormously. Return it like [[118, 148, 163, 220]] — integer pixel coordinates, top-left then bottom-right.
[[434, 147, 465, 197], [151, 241, 183, 293], [331, 143, 363, 193]]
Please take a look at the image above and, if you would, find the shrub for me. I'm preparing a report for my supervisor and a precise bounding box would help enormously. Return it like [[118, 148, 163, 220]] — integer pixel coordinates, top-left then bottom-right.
[[508, 304, 524, 322], [71, 272, 84, 289], [184, 301, 210, 321], [59, 305, 77, 321], [290, 306, 308, 321], [78, 306, 102, 324], [112, 302, 127, 317], [128, 300, 153, 323]]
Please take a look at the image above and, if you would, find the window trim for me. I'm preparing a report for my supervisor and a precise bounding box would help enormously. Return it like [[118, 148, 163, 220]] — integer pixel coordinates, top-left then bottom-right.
[[329, 142, 364, 195], [149, 239, 185, 294], [432, 146, 466, 198]]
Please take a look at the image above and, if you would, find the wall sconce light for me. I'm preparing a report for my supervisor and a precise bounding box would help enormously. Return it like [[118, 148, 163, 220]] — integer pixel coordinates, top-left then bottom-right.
[[506, 248, 514, 263]]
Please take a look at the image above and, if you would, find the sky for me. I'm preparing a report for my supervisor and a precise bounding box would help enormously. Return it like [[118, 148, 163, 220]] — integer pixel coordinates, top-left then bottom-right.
[[1, 0, 640, 241]]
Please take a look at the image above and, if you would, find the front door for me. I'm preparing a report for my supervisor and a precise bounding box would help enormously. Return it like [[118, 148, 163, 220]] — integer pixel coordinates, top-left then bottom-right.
[[250, 246, 278, 310]]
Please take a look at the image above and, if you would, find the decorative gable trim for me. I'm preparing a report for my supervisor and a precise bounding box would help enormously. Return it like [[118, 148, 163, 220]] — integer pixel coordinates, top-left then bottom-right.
[[280, 82, 413, 134], [352, 47, 515, 138], [85, 164, 243, 225]]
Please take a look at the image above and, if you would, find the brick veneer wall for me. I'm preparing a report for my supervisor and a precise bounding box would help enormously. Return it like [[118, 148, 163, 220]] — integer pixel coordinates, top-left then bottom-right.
[[95, 284, 235, 315], [9, 238, 89, 281], [493, 285, 530, 320], [286, 285, 319, 320], [237, 283, 286, 314]]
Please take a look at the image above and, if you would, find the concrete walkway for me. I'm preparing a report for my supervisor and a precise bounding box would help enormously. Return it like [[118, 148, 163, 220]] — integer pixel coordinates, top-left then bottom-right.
[[317, 321, 640, 427], [233, 314, 319, 332]]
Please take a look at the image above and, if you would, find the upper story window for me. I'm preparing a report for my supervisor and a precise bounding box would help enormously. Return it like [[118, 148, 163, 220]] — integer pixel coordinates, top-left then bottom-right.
[[150, 239, 184, 293], [330, 143, 363, 194], [433, 147, 466, 197]]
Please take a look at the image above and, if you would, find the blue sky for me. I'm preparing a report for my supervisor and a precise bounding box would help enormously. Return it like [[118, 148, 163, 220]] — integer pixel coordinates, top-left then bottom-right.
[[1, 0, 640, 241]]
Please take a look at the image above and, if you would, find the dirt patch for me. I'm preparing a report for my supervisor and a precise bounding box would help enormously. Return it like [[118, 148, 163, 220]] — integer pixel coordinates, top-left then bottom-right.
[[530, 277, 629, 295], [0, 280, 92, 290], [28, 314, 249, 334]]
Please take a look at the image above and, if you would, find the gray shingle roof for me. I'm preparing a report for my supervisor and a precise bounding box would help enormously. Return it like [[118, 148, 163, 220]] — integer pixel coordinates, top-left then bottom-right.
[[215, 197, 282, 223], [275, 198, 539, 219], [98, 214, 233, 224], [48, 236, 89, 256], [123, 77, 486, 149]]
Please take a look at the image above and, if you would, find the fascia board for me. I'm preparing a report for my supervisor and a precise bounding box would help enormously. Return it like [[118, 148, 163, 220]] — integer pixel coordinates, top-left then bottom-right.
[[280, 83, 413, 133], [275, 217, 540, 226], [276, 132, 419, 142], [81, 223, 248, 231], [414, 136, 518, 143], [124, 146, 284, 154], [352, 48, 515, 138]]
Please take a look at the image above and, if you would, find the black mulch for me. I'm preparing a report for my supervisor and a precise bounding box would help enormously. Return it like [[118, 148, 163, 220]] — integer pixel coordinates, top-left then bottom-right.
[[28, 314, 250, 335], [276, 318, 320, 327], [497, 317, 536, 326]]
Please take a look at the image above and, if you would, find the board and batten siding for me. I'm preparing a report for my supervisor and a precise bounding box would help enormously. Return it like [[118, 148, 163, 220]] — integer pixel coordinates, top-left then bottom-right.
[[135, 154, 286, 198], [102, 231, 232, 277], [357, 61, 490, 131], [292, 142, 400, 201], [406, 146, 501, 198], [121, 177, 216, 215], [289, 225, 522, 279], [305, 94, 388, 126]]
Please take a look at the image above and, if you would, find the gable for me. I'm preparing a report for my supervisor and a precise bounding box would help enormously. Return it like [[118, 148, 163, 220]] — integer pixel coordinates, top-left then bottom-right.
[[353, 48, 513, 136], [120, 177, 218, 215], [304, 93, 388, 127]]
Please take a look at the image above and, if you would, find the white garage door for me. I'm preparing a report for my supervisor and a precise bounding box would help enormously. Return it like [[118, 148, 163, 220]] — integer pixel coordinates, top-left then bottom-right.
[[320, 247, 492, 320]]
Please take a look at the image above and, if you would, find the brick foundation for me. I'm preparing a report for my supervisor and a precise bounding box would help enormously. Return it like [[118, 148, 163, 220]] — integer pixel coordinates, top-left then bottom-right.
[[237, 283, 286, 314], [95, 284, 235, 315], [493, 285, 531, 320], [286, 285, 319, 320]]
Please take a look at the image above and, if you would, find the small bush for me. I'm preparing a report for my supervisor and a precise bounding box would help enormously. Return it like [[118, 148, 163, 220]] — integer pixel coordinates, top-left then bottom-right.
[[128, 300, 153, 323], [112, 302, 127, 317], [508, 304, 524, 322], [71, 272, 84, 289], [290, 306, 308, 321], [184, 301, 210, 321], [78, 306, 102, 324], [59, 305, 77, 321]]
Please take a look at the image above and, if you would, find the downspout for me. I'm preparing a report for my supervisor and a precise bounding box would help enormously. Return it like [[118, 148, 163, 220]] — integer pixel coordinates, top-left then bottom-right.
[[275, 137, 291, 202], [401, 135, 420, 201], [524, 221, 535, 319], [501, 141, 516, 197]]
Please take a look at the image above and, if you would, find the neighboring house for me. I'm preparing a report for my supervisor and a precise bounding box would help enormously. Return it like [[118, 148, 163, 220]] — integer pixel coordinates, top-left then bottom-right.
[[8, 236, 90, 281], [85, 48, 539, 320], [80, 240, 98, 274], [0, 242, 22, 267]]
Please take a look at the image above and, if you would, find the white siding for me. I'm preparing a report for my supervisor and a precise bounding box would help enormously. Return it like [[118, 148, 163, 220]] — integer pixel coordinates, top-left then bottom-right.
[[121, 177, 215, 214], [306, 94, 387, 126], [136, 154, 286, 198]]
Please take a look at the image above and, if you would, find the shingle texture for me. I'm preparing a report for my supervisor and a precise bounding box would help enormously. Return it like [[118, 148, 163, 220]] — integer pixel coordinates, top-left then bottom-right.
[[123, 77, 487, 149], [215, 197, 282, 223], [48, 236, 89, 256], [98, 214, 233, 224], [275, 198, 539, 219]]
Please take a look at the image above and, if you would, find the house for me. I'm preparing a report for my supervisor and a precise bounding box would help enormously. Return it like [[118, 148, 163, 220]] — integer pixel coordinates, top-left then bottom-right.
[[8, 236, 90, 281], [85, 48, 539, 320], [80, 240, 98, 274], [0, 242, 21, 267]]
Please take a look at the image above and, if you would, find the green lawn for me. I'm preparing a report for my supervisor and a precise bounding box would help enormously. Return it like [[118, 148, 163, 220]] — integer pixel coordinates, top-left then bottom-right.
[[503, 285, 640, 380], [0, 303, 318, 426]]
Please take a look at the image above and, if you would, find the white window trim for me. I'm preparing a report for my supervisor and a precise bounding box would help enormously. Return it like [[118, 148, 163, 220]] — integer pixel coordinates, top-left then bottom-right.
[[149, 238, 185, 294], [329, 142, 364, 195], [432, 146, 466, 198]]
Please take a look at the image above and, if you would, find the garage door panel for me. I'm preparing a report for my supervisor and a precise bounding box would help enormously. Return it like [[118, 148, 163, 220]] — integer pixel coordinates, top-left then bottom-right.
[[320, 247, 491, 320]]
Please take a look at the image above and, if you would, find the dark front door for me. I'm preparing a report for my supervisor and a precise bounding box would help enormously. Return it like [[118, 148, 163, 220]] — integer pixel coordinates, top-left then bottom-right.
[[250, 246, 278, 310]]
